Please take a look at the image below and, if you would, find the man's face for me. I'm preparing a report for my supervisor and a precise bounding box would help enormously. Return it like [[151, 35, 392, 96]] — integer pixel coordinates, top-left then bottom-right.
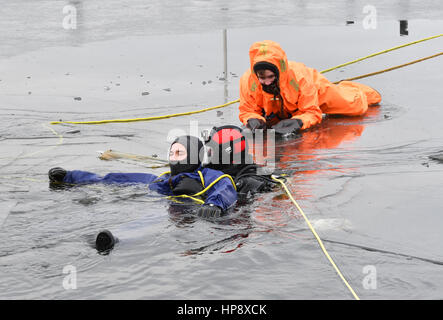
[[257, 69, 276, 86], [169, 143, 187, 162]]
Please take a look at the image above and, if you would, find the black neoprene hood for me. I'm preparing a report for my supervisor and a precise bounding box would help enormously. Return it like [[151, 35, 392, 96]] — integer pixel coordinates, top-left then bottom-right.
[[253, 61, 279, 78]]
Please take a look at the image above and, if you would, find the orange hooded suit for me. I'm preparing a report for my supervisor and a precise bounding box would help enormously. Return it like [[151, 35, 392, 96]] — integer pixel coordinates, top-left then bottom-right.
[[239, 40, 382, 130]]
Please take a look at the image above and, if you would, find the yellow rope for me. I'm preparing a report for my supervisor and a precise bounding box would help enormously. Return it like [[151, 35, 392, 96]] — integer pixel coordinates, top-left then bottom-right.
[[167, 173, 236, 204], [50, 99, 239, 125], [333, 52, 443, 84], [152, 170, 171, 183], [49, 33, 442, 126], [21, 123, 64, 158], [28, 36, 441, 297], [168, 194, 205, 204], [320, 33, 443, 74], [197, 170, 206, 188], [271, 176, 360, 300], [192, 173, 237, 195]]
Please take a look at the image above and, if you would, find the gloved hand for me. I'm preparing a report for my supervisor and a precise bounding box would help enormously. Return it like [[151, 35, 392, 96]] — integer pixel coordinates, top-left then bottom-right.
[[272, 119, 303, 135], [247, 118, 266, 131], [236, 176, 266, 195], [196, 204, 223, 219], [236, 176, 276, 196], [48, 167, 67, 183], [172, 177, 203, 195]]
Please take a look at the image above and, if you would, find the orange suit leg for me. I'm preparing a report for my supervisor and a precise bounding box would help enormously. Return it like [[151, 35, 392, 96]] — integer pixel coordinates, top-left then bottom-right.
[[350, 81, 382, 106], [314, 71, 382, 116]]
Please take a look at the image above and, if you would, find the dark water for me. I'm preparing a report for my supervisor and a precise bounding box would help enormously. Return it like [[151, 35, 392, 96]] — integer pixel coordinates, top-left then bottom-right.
[[1, 1, 443, 299]]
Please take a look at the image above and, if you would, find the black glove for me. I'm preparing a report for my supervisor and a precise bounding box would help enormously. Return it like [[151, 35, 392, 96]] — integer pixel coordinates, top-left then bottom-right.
[[272, 119, 303, 135], [236, 176, 266, 195], [236, 176, 275, 195], [48, 167, 67, 183], [172, 177, 203, 195], [247, 118, 266, 131], [196, 204, 223, 219]]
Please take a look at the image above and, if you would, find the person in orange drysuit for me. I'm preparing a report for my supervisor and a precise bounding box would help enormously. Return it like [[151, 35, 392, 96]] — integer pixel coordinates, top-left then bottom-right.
[[239, 40, 382, 135]]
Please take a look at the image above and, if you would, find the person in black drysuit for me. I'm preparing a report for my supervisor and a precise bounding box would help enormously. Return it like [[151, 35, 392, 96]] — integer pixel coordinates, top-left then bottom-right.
[[203, 125, 281, 201], [48, 135, 238, 252]]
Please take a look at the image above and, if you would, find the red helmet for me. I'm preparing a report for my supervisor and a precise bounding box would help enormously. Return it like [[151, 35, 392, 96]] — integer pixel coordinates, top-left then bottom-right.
[[204, 125, 252, 166]]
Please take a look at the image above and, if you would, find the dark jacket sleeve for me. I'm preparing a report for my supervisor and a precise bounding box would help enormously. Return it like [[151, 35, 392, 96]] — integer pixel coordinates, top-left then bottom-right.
[[63, 170, 158, 185], [201, 168, 237, 211]]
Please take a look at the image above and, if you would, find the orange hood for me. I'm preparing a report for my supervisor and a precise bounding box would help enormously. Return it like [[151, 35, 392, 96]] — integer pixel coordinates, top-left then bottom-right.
[[249, 40, 290, 86]]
